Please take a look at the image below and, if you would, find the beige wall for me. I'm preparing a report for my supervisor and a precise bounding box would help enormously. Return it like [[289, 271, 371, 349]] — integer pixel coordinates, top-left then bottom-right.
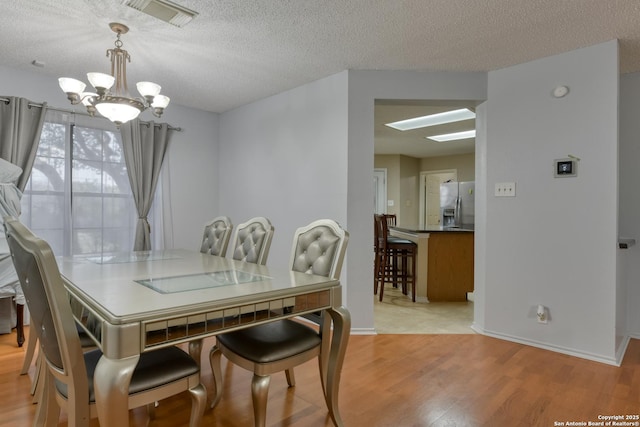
[[420, 153, 475, 181], [399, 155, 420, 225], [375, 152, 475, 225]]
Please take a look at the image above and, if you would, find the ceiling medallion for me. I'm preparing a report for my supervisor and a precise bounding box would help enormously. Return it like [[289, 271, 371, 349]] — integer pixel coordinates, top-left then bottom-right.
[[58, 22, 170, 127]]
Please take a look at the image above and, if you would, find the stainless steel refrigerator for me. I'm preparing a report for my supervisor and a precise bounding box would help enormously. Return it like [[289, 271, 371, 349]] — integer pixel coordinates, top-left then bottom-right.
[[440, 181, 475, 227]]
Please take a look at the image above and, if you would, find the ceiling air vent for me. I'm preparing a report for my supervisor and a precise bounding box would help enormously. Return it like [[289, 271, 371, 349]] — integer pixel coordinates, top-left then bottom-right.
[[122, 0, 199, 27]]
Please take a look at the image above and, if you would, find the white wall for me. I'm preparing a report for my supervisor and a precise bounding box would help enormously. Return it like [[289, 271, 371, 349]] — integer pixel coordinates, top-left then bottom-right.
[[158, 106, 219, 250], [218, 72, 349, 275], [0, 65, 219, 251], [474, 102, 488, 330], [478, 41, 621, 364], [619, 72, 640, 339]]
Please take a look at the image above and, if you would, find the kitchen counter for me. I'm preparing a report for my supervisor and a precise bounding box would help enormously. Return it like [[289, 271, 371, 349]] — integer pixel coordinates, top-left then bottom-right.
[[389, 225, 474, 302], [391, 225, 475, 233]]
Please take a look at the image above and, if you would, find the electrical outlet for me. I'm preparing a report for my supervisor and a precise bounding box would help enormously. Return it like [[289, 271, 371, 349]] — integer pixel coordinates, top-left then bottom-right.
[[537, 305, 548, 324], [495, 182, 516, 197]]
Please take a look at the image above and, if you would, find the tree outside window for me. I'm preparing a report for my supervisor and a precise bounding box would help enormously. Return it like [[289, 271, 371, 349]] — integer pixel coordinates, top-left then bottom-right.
[[21, 114, 136, 256]]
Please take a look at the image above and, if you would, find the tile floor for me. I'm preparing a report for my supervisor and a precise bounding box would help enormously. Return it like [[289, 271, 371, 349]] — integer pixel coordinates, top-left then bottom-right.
[[374, 285, 475, 334]]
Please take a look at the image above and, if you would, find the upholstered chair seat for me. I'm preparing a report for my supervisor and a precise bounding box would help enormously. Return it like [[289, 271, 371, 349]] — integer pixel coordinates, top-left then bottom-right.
[[216, 320, 321, 365], [55, 346, 200, 402]]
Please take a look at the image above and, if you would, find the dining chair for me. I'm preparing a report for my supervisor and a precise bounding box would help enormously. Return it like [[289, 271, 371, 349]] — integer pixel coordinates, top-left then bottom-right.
[[200, 216, 233, 256], [23, 319, 97, 405], [384, 213, 397, 227], [230, 216, 274, 265], [4, 216, 207, 427], [373, 214, 383, 295], [209, 219, 349, 427], [374, 214, 417, 302]]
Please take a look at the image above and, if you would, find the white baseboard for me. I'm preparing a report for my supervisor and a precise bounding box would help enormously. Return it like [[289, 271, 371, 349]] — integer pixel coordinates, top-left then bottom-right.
[[614, 335, 631, 366], [350, 327, 377, 335], [471, 323, 624, 366]]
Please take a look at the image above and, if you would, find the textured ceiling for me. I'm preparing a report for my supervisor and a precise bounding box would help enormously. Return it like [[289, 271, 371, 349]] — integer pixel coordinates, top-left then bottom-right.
[[1, 0, 639, 157]]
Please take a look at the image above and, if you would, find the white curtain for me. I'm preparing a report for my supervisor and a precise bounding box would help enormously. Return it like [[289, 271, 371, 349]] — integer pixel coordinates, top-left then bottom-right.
[[151, 155, 174, 250], [120, 119, 172, 251]]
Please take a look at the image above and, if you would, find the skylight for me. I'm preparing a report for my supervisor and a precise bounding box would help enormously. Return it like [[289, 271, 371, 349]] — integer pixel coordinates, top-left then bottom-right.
[[427, 130, 476, 142], [385, 108, 475, 131]]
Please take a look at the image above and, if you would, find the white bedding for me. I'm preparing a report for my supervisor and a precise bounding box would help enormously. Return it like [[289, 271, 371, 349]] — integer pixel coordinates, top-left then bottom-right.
[[0, 158, 24, 308]]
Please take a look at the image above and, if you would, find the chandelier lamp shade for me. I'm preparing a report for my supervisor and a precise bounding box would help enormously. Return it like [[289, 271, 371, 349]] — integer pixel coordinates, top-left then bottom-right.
[[58, 22, 170, 126]]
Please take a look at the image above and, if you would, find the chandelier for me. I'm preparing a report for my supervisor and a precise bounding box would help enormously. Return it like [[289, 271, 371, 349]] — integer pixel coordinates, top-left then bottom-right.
[[58, 22, 170, 126]]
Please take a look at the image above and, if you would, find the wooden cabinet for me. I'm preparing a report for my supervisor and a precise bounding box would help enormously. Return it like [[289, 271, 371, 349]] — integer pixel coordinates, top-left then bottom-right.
[[426, 232, 474, 302]]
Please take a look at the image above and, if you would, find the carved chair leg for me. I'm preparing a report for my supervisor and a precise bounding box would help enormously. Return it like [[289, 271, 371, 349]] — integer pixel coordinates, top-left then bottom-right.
[[209, 345, 223, 408], [32, 354, 44, 402], [188, 383, 207, 427], [15, 302, 24, 347], [21, 328, 37, 375], [37, 368, 61, 426], [251, 374, 271, 427], [284, 368, 296, 387], [146, 403, 156, 420]]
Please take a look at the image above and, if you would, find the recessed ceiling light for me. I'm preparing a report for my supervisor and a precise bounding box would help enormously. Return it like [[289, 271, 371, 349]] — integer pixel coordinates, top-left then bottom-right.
[[427, 130, 476, 142], [385, 108, 475, 131]]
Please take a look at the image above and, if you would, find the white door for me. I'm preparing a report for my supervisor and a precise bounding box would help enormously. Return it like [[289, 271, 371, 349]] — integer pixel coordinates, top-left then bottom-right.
[[419, 170, 457, 227], [373, 169, 387, 214]]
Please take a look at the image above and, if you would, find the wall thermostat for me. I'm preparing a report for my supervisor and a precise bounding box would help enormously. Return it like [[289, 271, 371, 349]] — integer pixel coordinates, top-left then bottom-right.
[[554, 158, 577, 177]]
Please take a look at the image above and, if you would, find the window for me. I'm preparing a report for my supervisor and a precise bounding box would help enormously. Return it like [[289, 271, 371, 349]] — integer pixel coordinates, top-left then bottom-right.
[[21, 111, 137, 256]]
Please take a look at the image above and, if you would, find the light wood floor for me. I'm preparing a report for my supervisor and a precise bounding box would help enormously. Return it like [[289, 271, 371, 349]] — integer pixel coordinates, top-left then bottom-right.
[[1, 327, 639, 426]]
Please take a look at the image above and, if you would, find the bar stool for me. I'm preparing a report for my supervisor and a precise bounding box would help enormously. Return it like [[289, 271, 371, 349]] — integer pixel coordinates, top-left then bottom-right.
[[374, 214, 417, 302]]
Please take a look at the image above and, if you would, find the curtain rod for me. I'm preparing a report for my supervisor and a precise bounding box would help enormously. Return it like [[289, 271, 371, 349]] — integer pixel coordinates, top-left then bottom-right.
[[0, 97, 182, 131]]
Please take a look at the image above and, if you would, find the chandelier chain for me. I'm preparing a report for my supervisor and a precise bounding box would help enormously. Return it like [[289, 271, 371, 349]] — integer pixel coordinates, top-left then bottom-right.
[[114, 32, 123, 49]]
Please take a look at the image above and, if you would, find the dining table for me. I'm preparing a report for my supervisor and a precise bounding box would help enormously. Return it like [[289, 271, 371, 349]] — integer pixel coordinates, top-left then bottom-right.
[[57, 248, 351, 427]]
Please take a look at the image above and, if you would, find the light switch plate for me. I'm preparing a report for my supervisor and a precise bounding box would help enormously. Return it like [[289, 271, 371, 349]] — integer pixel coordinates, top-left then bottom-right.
[[495, 182, 516, 197]]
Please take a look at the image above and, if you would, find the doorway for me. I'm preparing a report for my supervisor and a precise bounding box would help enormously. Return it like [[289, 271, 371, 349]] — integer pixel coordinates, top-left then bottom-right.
[[373, 100, 476, 334], [419, 169, 457, 228], [373, 168, 387, 214]]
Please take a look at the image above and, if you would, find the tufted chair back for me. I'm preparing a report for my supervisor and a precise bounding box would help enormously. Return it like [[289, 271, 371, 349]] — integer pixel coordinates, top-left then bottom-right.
[[200, 216, 233, 256], [5, 217, 72, 374], [289, 219, 349, 280], [231, 217, 274, 265]]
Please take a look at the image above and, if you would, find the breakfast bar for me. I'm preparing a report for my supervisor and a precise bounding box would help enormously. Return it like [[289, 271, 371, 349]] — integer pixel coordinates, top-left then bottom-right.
[[390, 225, 474, 302]]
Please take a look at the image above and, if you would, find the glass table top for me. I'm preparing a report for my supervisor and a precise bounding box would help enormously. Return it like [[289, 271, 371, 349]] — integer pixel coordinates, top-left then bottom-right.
[[86, 252, 182, 264], [136, 270, 272, 294]]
